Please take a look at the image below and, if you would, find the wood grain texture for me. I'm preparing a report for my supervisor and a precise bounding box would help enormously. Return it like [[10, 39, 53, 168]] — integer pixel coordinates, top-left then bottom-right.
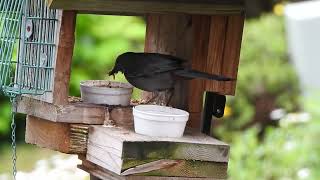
[[47, 0, 244, 15], [86, 126, 229, 176], [204, 14, 244, 95], [204, 16, 228, 93], [110, 107, 133, 130], [17, 96, 107, 124], [129, 160, 228, 178], [188, 15, 211, 113], [219, 14, 245, 95], [143, 13, 245, 128], [143, 14, 193, 110], [25, 116, 89, 154], [143, 14, 205, 129], [80, 159, 226, 180], [52, 11, 76, 105], [187, 15, 211, 129]]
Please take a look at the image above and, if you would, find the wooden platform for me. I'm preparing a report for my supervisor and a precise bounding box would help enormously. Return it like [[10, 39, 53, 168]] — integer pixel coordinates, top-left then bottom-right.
[[17, 96, 127, 125], [24, 118, 230, 178], [47, 0, 244, 15], [86, 126, 229, 179], [79, 159, 224, 180], [17, 96, 107, 124], [26, 116, 89, 154]]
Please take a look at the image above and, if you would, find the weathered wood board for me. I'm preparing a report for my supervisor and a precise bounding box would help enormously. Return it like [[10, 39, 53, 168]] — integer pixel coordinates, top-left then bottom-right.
[[17, 96, 108, 124], [47, 0, 244, 15], [51, 10, 77, 105], [110, 107, 134, 129], [86, 126, 229, 178], [204, 14, 245, 95], [25, 116, 89, 154], [79, 159, 225, 180]]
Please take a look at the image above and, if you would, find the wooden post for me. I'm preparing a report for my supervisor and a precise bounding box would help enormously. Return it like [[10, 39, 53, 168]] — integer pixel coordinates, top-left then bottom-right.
[[204, 14, 245, 95], [52, 10, 77, 105], [144, 13, 244, 130], [187, 15, 212, 129], [144, 14, 204, 129], [144, 14, 193, 110]]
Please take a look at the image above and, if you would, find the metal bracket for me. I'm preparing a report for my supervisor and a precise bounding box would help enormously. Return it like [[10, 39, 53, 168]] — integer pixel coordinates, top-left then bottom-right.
[[201, 92, 226, 135]]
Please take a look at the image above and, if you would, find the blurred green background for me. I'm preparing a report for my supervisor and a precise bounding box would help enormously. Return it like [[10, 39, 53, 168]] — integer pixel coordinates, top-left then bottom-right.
[[1, 1, 319, 179]]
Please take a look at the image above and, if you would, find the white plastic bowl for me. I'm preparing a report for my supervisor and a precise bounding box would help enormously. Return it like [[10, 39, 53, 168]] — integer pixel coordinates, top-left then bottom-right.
[[80, 80, 133, 106], [133, 105, 189, 138]]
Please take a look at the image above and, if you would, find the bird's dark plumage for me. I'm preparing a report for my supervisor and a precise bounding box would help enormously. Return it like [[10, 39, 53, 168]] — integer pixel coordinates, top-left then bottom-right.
[[109, 52, 233, 92]]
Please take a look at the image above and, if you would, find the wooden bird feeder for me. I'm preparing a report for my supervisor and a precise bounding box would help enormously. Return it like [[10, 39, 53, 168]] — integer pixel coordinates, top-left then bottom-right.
[[13, 0, 245, 179]]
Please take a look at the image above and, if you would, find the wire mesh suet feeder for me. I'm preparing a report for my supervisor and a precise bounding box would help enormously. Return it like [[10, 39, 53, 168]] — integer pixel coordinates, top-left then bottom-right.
[[0, 0, 58, 97]]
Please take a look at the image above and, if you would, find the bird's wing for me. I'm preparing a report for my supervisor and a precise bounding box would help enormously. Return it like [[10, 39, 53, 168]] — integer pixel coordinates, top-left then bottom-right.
[[125, 53, 185, 77]]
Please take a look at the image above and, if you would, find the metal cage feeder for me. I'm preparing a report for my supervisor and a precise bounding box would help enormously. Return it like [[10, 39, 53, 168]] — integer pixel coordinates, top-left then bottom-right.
[[0, 0, 58, 97]]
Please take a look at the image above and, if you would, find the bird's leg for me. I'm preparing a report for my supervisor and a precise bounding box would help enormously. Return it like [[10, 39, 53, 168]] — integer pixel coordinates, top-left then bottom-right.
[[157, 91, 167, 106], [166, 88, 174, 106], [145, 92, 159, 104]]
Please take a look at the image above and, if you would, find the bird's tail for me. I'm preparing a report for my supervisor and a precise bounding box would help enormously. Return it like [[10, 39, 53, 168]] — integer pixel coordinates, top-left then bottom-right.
[[174, 69, 234, 81]]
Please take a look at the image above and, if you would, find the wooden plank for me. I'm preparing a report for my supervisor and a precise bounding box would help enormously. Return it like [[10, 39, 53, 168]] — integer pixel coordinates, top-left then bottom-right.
[[47, 0, 244, 15], [204, 16, 228, 93], [17, 96, 107, 124], [204, 14, 244, 95], [90, 175, 101, 180], [219, 14, 245, 95], [25, 116, 89, 154], [51, 10, 77, 105], [122, 160, 227, 178], [86, 126, 229, 176], [187, 112, 203, 129], [187, 15, 211, 129], [79, 160, 225, 180], [143, 13, 244, 128], [142, 13, 244, 129], [110, 107, 134, 130], [143, 14, 193, 110]]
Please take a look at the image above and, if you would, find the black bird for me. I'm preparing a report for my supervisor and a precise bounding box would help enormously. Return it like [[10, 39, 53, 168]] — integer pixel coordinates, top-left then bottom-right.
[[109, 52, 233, 104]]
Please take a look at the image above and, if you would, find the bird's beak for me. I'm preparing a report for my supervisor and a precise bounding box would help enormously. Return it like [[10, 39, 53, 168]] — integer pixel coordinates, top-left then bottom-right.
[[108, 69, 115, 76], [108, 69, 116, 79]]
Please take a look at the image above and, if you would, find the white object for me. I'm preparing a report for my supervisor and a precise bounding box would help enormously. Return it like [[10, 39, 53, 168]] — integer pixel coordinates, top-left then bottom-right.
[[25, 19, 33, 38], [133, 105, 189, 138], [284, 1, 320, 95], [80, 80, 133, 106]]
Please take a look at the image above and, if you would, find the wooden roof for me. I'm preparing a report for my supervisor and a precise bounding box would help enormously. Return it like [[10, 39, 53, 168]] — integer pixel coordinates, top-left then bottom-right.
[[47, 0, 244, 15]]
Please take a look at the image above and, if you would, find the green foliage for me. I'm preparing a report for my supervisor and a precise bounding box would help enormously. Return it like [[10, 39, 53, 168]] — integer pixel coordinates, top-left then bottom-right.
[[228, 99, 320, 180], [0, 100, 10, 135], [221, 14, 300, 130], [71, 15, 146, 98]]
